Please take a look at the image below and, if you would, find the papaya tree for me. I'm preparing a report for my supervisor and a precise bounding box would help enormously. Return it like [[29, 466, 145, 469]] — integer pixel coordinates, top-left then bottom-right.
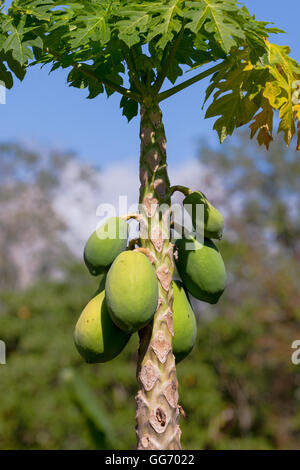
[[1, 0, 300, 450]]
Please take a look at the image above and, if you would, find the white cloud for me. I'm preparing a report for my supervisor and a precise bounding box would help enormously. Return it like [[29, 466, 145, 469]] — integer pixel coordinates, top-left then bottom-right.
[[52, 156, 227, 256]]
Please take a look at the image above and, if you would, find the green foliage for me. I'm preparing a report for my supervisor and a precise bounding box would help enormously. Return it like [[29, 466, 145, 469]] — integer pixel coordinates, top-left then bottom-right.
[[0, 143, 86, 290], [205, 42, 300, 150], [1, 15, 42, 64], [62, 368, 117, 449], [1, 236, 299, 449], [0, 263, 139, 449], [1, 0, 300, 147], [184, 0, 247, 53], [0, 133, 300, 449], [0, 0, 300, 450]]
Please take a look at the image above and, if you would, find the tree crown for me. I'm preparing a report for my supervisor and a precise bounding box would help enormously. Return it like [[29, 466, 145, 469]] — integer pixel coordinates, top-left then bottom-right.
[[1, 0, 300, 149]]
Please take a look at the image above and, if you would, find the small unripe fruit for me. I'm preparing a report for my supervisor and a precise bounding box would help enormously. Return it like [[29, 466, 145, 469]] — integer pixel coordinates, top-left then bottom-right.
[[84, 217, 129, 276], [172, 281, 197, 363], [175, 236, 226, 304], [183, 191, 224, 240]]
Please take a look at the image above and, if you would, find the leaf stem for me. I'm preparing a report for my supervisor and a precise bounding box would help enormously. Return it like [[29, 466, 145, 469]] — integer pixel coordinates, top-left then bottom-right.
[[121, 43, 147, 96], [45, 48, 142, 102], [120, 213, 141, 221], [128, 238, 142, 250], [170, 185, 192, 196], [158, 63, 222, 102], [153, 20, 187, 94]]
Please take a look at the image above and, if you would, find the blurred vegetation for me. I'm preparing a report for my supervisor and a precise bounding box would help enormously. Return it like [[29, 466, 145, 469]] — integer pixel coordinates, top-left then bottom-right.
[[0, 143, 99, 289], [0, 135, 300, 449]]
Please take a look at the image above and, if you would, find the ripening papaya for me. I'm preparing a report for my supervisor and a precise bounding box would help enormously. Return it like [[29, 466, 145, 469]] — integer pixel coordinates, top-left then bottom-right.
[[84, 217, 129, 276], [175, 236, 226, 304], [172, 281, 197, 363], [183, 191, 224, 240], [105, 251, 158, 333], [74, 290, 130, 363]]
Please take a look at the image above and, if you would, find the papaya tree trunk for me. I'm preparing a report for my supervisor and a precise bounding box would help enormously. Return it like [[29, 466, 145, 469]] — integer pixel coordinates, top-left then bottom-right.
[[135, 101, 181, 450]]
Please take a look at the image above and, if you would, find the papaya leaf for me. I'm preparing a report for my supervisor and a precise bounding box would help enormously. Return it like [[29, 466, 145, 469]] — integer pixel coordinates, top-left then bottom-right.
[[204, 52, 262, 141], [249, 100, 274, 150], [263, 43, 300, 147], [67, 67, 89, 90], [0, 59, 13, 89], [146, 0, 184, 50], [2, 16, 43, 65], [120, 94, 139, 122], [5, 50, 26, 80], [294, 105, 300, 151], [184, 0, 245, 53], [1, 0, 300, 138], [204, 42, 300, 150], [65, 4, 111, 49], [114, 6, 150, 48], [87, 79, 104, 99]]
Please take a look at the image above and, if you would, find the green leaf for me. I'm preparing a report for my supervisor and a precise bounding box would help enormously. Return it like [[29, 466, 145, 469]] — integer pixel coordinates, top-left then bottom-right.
[[114, 7, 150, 48], [204, 53, 260, 140], [204, 42, 300, 150], [67, 5, 111, 48], [1, 0, 297, 144], [2, 16, 43, 65], [146, 0, 184, 50], [5, 50, 26, 80], [120, 95, 139, 122], [184, 0, 245, 53], [67, 67, 88, 90], [0, 60, 13, 89], [87, 79, 104, 99]]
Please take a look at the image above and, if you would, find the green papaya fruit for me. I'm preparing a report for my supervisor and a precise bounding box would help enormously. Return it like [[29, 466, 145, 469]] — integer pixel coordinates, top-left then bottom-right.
[[172, 281, 197, 363], [74, 290, 130, 363], [105, 251, 159, 333], [84, 217, 129, 276], [183, 191, 224, 239], [175, 236, 226, 304]]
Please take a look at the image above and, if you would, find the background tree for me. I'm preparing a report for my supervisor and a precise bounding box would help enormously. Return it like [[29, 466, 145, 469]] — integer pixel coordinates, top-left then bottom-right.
[[0, 142, 99, 289], [1, 133, 299, 450], [1, 1, 300, 449]]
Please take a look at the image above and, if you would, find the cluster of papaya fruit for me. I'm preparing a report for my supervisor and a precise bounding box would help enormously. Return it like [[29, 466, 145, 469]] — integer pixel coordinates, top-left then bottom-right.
[[74, 191, 226, 365], [175, 191, 226, 304]]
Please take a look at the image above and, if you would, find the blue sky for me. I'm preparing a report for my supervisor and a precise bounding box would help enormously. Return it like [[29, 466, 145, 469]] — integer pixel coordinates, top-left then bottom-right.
[[2, 1, 300, 169]]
